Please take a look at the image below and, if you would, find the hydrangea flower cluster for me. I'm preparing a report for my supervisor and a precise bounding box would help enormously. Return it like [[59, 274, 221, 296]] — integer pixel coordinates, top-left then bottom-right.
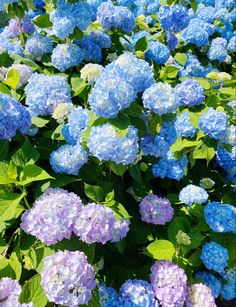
[[111, 218, 130, 243], [185, 283, 216, 307], [87, 123, 139, 165], [216, 145, 236, 171], [51, 44, 84, 72], [175, 78, 205, 106], [176, 230, 191, 245], [139, 194, 174, 225], [0, 278, 21, 306], [175, 112, 197, 137], [0, 93, 31, 140], [201, 241, 229, 273], [195, 272, 222, 298], [25, 73, 72, 116], [208, 38, 228, 62], [142, 82, 179, 115], [80, 63, 103, 84], [25, 33, 53, 60], [98, 283, 121, 307], [41, 250, 96, 306], [21, 188, 84, 245], [77, 35, 103, 63], [179, 184, 209, 206], [220, 266, 236, 300], [150, 260, 187, 306], [145, 40, 170, 64], [204, 202, 236, 233], [8, 64, 33, 88]]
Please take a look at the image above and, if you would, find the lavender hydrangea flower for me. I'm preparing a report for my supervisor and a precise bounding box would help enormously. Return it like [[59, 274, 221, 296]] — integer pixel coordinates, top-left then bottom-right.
[[41, 250, 96, 306], [120, 279, 157, 307], [208, 38, 228, 63], [179, 184, 209, 206], [21, 188, 84, 245], [25, 33, 52, 60], [175, 78, 205, 106], [51, 44, 84, 72], [73, 203, 116, 244], [195, 272, 222, 298], [25, 73, 72, 116], [146, 40, 170, 64], [111, 218, 130, 242], [87, 124, 139, 165], [0, 93, 31, 140], [201, 241, 229, 273], [50, 144, 88, 175], [175, 112, 197, 138], [139, 194, 174, 225], [186, 283, 216, 307], [142, 82, 179, 115], [150, 260, 187, 306], [204, 202, 236, 233], [98, 283, 121, 307], [199, 108, 228, 139], [0, 278, 21, 306]]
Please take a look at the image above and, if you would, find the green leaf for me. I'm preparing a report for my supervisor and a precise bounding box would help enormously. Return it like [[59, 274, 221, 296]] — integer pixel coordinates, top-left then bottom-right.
[[146, 240, 175, 261], [219, 87, 236, 99], [19, 274, 48, 306], [71, 75, 88, 96], [108, 113, 130, 137], [3, 68, 20, 90], [174, 53, 187, 66], [0, 162, 17, 184], [109, 162, 127, 176], [129, 165, 142, 183], [28, 246, 53, 273], [190, 0, 198, 12], [13, 54, 40, 71], [0, 140, 9, 161], [19, 165, 53, 186], [104, 200, 130, 219], [129, 116, 147, 137], [33, 13, 53, 28], [0, 253, 22, 280], [11, 140, 40, 168], [124, 102, 143, 117], [160, 65, 179, 80], [31, 117, 49, 128], [195, 77, 211, 90], [148, 113, 162, 137], [188, 250, 202, 267], [168, 217, 191, 243], [188, 231, 205, 249], [0, 52, 13, 67], [84, 183, 104, 202], [171, 137, 201, 152], [70, 27, 83, 40], [135, 36, 148, 52], [0, 82, 11, 94], [192, 143, 216, 163]]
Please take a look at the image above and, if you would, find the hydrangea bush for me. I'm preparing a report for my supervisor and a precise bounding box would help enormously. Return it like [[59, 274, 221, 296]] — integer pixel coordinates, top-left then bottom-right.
[[0, 0, 235, 306]]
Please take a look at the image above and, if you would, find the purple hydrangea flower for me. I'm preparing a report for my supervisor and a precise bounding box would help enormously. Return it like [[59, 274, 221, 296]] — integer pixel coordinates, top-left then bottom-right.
[[186, 283, 216, 307], [150, 260, 187, 306], [21, 188, 84, 245], [111, 218, 130, 242], [0, 278, 21, 306], [41, 250, 96, 306], [139, 194, 174, 225], [73, 203, 116, 244]]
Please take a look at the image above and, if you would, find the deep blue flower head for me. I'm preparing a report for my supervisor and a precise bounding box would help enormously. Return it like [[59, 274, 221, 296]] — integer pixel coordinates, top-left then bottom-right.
[[34, 0, 45, 10], [158, 5, 190, 32], [88, 68, 136, 118], [216, 145, 236, 170], [175, 112, 197, 138], [221, 281, 236, 300], [199, 108, 228, 139], [0, 93, 31, 140], [166, 33, 178, 50], [201, 241, 229, 273], [50, 0, 93, 39], [204, 202, 236, 233], [175, 78, 205, 106], [51, 44, 84, 72], [152, 151, 188, 180], [25, 33, 52, 60], [120, 279, 157, 307], [50, 144, 88, 175], [98, 283, 121, 307], [141, 121, 177, 158], [90, 30, 111, 48], [25, 73, 72, 116], [87, 123, 139, 165], [143, 82, 179, 115], [208, 38, 228, 63], [97, 1, 135, 33], [195, 272, 222, 298], [221, 265, 236, 283], [146, 40, 170, 64], [77, 35, 102, 63], [62, 106, 90, 145], [227, 36, 236, 53]]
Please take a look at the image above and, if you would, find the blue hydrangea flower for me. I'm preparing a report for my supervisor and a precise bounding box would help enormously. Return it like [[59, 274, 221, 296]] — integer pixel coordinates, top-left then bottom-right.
[[50, 0, 93, 39], [51, 44, 84, 72], [227, 36, 236, 53], [216, 145, 236, 171], [221, 281, 236, 300], [87, 123, 139, 165], [152, 151, 188, 181], [195, 272, 222, 298], [158, 5, 190, 32], [175, 112, 197, 138], [179, 53, 209, 78], [175, 78, 205, 106], [88, 71, 136, 118], [208, 38, 228, 63], [25, 33, 53, 60], [146, 40, 170, 64], [215, 0, 235, 9], [221, 125, 236, 146], [50, 144, 88, 175], [25, 73, 72, 116], [199, 108, 228, 139], [41, 251, 96, 306], [120, 279, 157, 307], [204, 202, 236, 233], [186, 283, 216, 307], [98, 283, 121, 307], [73, 203, 116, 244], [196, 4, 217, 23], [141, 121, 177, 157], [90, 30, 111, 48], [201, 241, 229, 273], [21, 188, 84, 245], [166, 33, 178, 50], [111, 218, 130, 242], [0, 39, 23, 56], [34, 0, 45, 10], [179, 184, 209, 206], [142, 82, 179, 115], [77, 35, 102, 63], [0, 93, 31, 140], [97, 1, 135, 33]]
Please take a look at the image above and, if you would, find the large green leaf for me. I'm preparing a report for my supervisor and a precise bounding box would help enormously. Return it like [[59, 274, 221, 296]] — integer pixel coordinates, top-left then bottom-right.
[[146, 240, 175, 260], [18, 165, 53, 186], [11, 140, 40, 168], [3, 68, 20, 90], [33, 13, 53, 28], [0, 162, 17, 184], [135, 36, 148, 52], [0, 253, 22, 280]]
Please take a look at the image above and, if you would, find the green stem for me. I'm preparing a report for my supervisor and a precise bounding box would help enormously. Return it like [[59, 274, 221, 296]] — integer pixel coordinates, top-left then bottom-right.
[[1, 228, 20, 257]]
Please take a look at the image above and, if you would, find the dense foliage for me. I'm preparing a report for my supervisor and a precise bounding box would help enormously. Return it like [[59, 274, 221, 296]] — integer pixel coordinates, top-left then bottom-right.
[[0, 0, 235, 306]]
